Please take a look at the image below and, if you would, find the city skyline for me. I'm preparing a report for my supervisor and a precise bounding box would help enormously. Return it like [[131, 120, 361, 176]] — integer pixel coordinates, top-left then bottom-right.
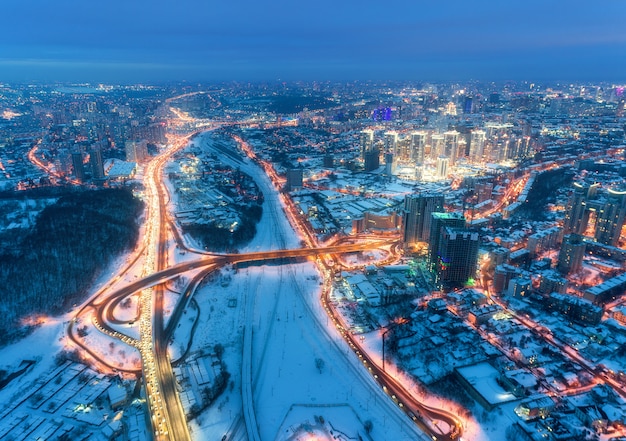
[[2, 0, 626, 83]]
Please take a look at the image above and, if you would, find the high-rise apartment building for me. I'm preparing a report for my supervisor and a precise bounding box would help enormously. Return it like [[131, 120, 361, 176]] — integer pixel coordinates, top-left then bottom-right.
[[400, 136, 413, 161], [428, 212, 466, 273], [469, 130, 486, 162], [384, 131, 398, 156], [435, 227, 480, 287], [384, 153, 395, 176], [360, 129, 374, 160], [125, 140, 148, 163], [595, 189, 626, 246], [90, 147, 105, 180], [562, 182, 626, 247], [436, 156, 449, 179], [402, 193, 445, 245], [286, 169, 303, 191], [410, 131, 426, 164], [431, 134, 444, 159], [557, 234, 586, 274], [444, 130, 459, 165], [364, 145, 380, 172], [563, 182, 598, 235], [71, 151, 85, 183]]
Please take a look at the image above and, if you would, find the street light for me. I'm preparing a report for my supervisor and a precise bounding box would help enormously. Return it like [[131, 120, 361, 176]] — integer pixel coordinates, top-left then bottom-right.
[[382, 327, 392, 372]]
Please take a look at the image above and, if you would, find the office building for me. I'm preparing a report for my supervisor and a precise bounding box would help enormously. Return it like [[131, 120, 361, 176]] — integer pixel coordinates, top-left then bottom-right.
[[402, 193, 445, 245]]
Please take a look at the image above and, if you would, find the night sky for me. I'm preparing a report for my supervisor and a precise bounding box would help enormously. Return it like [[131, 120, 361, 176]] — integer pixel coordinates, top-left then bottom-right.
[[2, 0, 626, 83]]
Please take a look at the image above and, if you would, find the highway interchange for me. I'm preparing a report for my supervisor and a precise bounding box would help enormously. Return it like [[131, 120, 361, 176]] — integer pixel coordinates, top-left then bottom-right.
[[66, 120, 464, 440]]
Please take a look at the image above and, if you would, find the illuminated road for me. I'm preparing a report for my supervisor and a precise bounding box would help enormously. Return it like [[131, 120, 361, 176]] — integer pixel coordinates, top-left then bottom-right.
[[66, 117, 456, 441], [68, 240, 397, 437], [63, 133, 462, 441], [23, 99, 460, 440], [69, 129, 199, 440], [491, 295, 626, 399], [232, 133, 462, 440], [319, 276, 462, 441]]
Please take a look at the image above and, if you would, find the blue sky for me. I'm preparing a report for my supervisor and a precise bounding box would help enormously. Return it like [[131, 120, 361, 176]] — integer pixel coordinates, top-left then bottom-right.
[[1, 0, 626, 83]]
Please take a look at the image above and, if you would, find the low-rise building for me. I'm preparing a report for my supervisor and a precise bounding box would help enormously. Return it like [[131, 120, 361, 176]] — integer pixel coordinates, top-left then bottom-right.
[[514, 395, 555, 421]]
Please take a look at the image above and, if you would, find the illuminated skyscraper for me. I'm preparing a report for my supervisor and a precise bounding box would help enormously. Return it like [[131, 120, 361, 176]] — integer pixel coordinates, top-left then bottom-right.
[[402, 193, 445, 245], [444, 131, 459, 165], [563, 182, 599, 235], [384, 131, 398, 156], [360, 129, 374, 160], [410, 131, 426, 164], [469, 130, 486, 162], [436, 156, 449, 179]]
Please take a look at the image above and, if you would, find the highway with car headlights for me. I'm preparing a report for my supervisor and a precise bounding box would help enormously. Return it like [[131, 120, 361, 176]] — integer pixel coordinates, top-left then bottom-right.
[[66, 116, 463, 441]]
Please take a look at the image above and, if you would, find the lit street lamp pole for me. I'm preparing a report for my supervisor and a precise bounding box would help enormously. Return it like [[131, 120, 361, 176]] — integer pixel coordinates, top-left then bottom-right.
[[382, 327, 392, 372]]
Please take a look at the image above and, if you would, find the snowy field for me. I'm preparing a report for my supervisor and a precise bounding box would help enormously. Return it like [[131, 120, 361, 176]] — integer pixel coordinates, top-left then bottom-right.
[[183, 131, 428, 440]]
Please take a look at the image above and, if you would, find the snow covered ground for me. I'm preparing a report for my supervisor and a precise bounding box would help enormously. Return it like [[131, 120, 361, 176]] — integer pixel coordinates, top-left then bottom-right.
[[186, 260, 428, 440], [170, 131, 424, 440]]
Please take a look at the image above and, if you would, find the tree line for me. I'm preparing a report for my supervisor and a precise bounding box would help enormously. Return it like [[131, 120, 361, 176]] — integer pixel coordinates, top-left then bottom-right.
[[0, 188, 144, 345], [184, 203, 263, 252]]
